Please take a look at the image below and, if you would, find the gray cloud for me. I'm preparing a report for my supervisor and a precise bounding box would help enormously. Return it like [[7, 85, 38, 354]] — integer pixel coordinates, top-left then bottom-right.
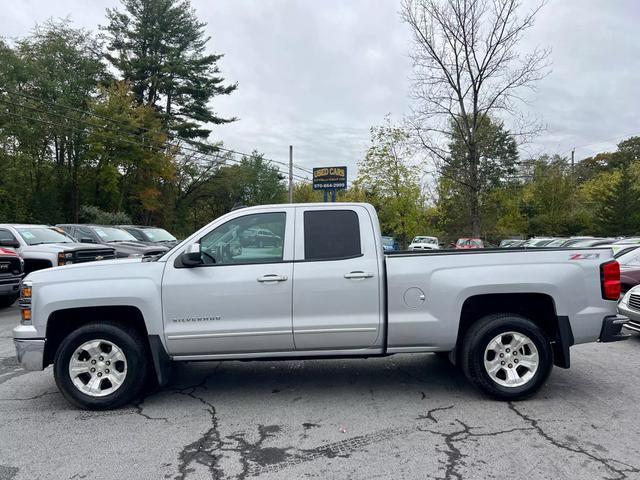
[[2, 0, 639, 180]]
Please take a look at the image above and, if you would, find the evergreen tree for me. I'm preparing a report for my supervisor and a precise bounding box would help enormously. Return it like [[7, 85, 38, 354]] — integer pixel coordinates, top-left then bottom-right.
[[103, 0, 237, 140]]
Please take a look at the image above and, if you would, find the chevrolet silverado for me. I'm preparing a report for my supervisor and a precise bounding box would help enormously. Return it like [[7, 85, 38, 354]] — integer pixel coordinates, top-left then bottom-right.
[[13, 203, 628, 409]]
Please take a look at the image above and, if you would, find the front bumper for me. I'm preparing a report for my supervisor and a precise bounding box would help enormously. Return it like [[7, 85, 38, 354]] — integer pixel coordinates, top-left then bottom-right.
[[618, 302, 640, 333], [599, 314, 631, 342], [13, 338, 45, 371]]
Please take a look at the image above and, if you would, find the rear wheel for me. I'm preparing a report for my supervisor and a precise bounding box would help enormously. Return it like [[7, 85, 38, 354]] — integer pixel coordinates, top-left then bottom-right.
[[54, 322, 150, 410], [460, 313, 553, 400]]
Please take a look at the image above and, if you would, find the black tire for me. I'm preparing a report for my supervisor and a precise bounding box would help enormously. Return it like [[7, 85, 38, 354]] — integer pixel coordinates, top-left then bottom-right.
[[0, 295, 18, 308], [53, 322, 150, 410], [460, 313, 553, 401]]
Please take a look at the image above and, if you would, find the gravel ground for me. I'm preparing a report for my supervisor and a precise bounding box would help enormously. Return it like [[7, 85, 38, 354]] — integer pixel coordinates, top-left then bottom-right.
[[1, 304, 639, 480]]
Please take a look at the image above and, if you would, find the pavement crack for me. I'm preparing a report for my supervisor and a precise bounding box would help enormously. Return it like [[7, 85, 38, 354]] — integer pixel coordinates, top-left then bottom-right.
[[508, 402, 640, 480], [173, 372, 224, 480], [133, 397, 169, 423], [0, 390, 59, 401], [416, 405, 454, 423]]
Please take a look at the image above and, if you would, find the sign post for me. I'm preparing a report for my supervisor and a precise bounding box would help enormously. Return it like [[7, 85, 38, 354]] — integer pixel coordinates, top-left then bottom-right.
[[312, 166, 347, 202]]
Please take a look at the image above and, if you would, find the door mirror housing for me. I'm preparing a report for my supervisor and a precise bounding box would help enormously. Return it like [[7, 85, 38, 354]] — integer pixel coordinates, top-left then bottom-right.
[[180, 243, 202, 267], [0, 239, 20, 249]]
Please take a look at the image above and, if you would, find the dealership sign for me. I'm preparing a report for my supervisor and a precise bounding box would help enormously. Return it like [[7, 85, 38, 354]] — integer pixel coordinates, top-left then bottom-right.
[[312, 166, 347, 190]]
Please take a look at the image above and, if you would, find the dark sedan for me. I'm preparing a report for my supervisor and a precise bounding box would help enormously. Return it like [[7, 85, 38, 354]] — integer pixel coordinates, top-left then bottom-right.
[[57, 224, 169, 258], [117, 225, 179, 248]]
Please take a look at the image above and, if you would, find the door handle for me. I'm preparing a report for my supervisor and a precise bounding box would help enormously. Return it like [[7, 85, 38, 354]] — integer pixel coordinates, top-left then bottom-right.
[[344, 271, 374, 279], [257, 274, 288, 283]]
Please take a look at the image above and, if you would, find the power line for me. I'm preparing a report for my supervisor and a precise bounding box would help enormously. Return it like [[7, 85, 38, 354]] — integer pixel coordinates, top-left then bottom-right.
[[0, 98, 311, 182], [0, 108, 311, 183], [0, 87, 314, 175]]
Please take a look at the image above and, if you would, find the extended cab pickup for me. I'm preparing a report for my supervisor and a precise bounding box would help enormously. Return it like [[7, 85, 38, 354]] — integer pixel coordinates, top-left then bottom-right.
[[13, 203, 628, 409]]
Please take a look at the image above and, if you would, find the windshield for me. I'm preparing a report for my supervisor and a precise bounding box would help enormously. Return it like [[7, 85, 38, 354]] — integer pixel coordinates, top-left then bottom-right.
[[141, 228, 176, 242], [92, 226, 138, 242], [545, 239, 566, 247], [616, 247, 640, 265], [413, 236, 437, 244], [381, 236, 395, 246], [17, 227, 74, 245]]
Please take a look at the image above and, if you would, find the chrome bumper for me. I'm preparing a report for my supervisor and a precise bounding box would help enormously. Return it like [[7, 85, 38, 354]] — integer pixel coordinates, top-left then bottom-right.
[[13, 338, 45, 371]]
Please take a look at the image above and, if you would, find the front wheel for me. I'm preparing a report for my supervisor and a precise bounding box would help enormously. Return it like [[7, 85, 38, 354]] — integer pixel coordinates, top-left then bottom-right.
[[460, 313, 553, 401], [54, 322, 150, 410]]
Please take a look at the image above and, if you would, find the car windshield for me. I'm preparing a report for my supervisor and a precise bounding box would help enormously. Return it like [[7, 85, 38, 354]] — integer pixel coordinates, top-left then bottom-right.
[[615, 246, 640, 259], [413, 236, 437, 244], [92, 226, 137, 242], [141, 228, 176, 242], [545, 239, 566, 247], [616, 247, 640, 265], [16, 227, 75, 245], [381, 236, 395, 246]]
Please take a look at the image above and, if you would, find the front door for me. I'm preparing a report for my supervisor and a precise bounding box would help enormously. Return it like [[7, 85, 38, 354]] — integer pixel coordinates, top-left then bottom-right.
[[162, 209, 295, 356]]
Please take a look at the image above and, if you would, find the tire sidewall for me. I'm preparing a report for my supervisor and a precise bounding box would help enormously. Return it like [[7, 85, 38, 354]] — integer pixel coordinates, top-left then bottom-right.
[[466, 315, 553, 400], [54, 323, 146, 410]]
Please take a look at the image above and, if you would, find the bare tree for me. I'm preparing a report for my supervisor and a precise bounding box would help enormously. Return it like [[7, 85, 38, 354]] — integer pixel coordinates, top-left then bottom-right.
[[401, 0, 550, 236]]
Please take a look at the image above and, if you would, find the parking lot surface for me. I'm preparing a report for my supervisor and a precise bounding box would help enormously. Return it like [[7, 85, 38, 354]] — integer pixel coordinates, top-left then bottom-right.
[[1, 305, 639, 480]]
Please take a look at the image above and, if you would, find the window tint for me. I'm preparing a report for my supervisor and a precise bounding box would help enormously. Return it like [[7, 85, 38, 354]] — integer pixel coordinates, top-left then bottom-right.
[[199, 212, 285, 265], [304, 210, 361, 260], [0, 229, 17, 242]]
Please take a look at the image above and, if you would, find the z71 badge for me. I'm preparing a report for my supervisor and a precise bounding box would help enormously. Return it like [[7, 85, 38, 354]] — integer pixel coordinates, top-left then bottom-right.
[[569, 253, 600, 260]]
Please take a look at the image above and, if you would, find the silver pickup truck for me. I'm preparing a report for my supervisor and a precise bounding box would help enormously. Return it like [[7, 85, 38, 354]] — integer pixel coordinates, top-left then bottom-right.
[[13, 203, 628, 409]]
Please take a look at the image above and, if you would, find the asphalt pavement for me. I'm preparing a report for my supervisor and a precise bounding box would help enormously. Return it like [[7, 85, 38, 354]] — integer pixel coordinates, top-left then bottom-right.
[[0, 304, 639, 480]]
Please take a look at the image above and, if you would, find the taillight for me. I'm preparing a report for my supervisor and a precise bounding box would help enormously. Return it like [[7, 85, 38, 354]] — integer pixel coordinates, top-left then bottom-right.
[[600, 260, 621, 300]]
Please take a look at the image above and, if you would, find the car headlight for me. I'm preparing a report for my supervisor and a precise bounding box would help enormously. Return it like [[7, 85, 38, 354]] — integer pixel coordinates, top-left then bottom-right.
[[19, 281, 32, 325], [58, 251, 74, 266]]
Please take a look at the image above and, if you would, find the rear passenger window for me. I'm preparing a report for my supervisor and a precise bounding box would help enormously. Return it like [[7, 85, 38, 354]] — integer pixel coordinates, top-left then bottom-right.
[[304, 210, 361, 260]]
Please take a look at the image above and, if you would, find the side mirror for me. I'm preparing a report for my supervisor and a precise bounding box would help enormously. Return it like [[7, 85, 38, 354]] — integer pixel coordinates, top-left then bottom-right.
[[180, 243, 202, 267], [0, 239, 20, 248], [80, 237, 95, 244]]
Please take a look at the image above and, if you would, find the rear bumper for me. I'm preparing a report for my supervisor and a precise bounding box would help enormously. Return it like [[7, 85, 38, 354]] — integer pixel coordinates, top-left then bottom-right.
[[599, 314, 631, 342], [13, 338, 45, 371]]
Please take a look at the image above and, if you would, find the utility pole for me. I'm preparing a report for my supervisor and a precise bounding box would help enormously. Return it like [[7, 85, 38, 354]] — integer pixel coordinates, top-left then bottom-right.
[[571, 149, 575, 178], [288, 145, 293, 203]]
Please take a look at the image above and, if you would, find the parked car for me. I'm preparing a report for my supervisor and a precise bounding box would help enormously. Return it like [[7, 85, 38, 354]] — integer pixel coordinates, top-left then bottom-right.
[[563, 238, 616, 248], [544, 238, 569, 247], [619, 284, 640, 334], [614, 247, 640, 293], [0, 224, 116, 274], [408, 236, 440, 251], [0, 247, 23, 308], [612, 237, 640, 255], [56, 224, 169, 258], [240, 227, 282, 248], [14, 202, 628, 409], [499, 239, 526, 248], [381, 235, 400, 252], [455, 238, 484, 249], [117, 225, 179, 248], [523, 237, 555, 247]]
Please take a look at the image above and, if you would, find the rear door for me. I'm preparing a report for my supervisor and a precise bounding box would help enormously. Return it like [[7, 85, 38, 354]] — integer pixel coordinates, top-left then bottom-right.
[[292, 206, 383, 351]]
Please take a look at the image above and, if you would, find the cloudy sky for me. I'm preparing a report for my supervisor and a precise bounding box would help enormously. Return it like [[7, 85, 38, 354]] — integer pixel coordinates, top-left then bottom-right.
[[2, 0, 640, 181]]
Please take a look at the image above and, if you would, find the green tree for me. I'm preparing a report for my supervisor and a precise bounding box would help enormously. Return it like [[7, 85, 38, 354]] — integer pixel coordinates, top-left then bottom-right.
[[103, 0, 237, 140], [355, 119, 426, 247]]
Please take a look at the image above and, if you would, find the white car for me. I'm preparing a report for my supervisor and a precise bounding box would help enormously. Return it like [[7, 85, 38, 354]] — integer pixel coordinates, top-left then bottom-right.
[[408, 236, 440, 251]]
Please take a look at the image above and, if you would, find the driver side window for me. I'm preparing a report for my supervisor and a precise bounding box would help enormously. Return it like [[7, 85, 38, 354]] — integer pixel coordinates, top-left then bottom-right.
[[199, 212, 286, 266]]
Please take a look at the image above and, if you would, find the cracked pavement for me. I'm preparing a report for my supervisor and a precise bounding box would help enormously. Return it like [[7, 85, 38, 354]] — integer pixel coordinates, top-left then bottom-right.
[[0, 305, 639, 479]]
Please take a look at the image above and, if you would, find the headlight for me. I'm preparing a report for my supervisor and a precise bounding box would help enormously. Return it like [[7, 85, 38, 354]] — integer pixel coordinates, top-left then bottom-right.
[[19, 281, 32, 325], [58, 251, 74, 266]]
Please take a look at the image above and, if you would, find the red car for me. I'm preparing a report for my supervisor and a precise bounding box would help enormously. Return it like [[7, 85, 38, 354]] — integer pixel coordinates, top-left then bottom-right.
[[0, 247, 24, 307], [616, 246, 640, 293], [455, 238, 484, 249]]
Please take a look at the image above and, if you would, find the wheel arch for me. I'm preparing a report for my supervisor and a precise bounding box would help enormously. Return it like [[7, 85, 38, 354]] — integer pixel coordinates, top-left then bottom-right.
[[45, 305, 170, 385], [456, 293, 573, 368]]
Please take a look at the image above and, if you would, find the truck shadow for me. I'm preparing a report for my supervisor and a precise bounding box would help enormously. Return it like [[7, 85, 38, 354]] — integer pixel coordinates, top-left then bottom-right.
[[162, 353, 477, 400]]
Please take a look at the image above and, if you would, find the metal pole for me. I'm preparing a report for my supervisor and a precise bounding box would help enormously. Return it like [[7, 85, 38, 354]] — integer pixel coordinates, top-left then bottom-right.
[[288, 145, 293, 203], [323, 190, 328, 202], [331, 189, 336, 202]]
